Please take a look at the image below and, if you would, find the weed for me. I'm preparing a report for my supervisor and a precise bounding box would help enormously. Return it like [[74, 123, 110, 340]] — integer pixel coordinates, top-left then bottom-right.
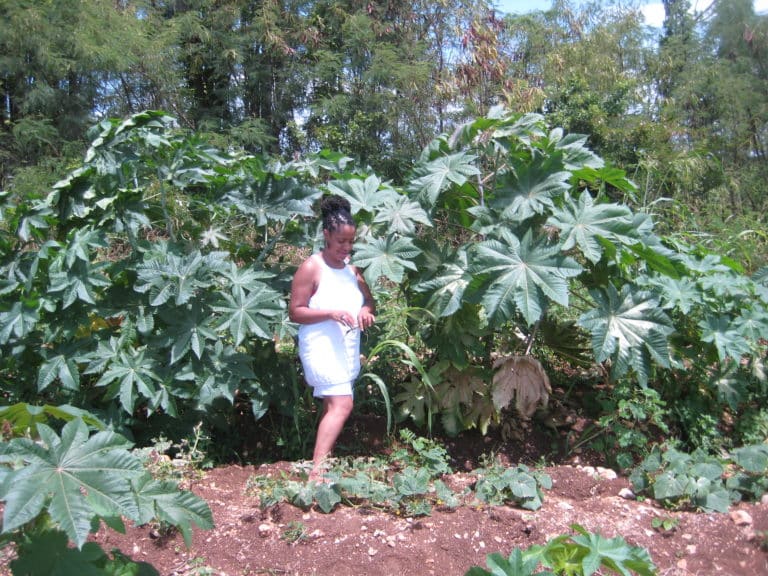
[[466, 523, 656, 576], [281, 521, 309, 544], [651, 515, 679, 534], [630, 443, 768, 512], [472, 454, 552, 510]]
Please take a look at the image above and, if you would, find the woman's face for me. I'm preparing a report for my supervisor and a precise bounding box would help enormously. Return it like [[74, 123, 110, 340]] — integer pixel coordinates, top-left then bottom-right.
[[323, 224, 356, 267]]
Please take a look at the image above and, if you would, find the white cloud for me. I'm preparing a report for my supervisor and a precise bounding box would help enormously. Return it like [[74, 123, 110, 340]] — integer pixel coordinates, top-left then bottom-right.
[[640, 3, 665, 28]]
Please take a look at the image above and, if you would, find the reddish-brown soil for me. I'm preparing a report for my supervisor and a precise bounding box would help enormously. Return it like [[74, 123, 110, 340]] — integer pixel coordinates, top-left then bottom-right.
[[88, 415, 768, 576]]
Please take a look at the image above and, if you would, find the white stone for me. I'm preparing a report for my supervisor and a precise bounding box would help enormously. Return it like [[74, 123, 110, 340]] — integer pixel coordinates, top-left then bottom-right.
[[618, 488, 636, 500], [596, 467, 618, 480], [730, 510, 753, 526]]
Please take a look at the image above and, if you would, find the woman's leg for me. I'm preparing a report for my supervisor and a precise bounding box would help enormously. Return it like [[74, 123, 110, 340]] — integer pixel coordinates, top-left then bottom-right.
[[309, 394, 353, 480]]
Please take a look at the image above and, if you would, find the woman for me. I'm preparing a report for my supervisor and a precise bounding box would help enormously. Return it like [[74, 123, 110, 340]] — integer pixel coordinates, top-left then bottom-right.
[[289, 195, 376, 481]]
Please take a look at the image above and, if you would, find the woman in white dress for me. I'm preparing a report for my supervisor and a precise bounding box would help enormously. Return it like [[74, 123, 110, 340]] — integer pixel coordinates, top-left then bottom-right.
[[289, 195, 376, 481]]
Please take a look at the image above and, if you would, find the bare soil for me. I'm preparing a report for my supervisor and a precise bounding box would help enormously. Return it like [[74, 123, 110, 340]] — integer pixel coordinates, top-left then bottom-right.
[[91, 415, 768, 576]]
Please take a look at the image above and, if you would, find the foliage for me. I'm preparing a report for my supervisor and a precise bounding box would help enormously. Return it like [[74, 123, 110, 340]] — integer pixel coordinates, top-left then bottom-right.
[[7, 529, 160, 576], [471, 456, 552, 511], [246, 430, 461, 516], [465, 523, 656, 576], [4, 104, 767, 460], [571, 384, 670, 470], [0, 414, 213, 574], [630, 444, 768, 512]]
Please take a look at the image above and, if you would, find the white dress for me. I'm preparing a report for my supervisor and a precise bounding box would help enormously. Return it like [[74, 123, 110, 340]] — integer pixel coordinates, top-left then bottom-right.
[[298, 254, 364, 396]]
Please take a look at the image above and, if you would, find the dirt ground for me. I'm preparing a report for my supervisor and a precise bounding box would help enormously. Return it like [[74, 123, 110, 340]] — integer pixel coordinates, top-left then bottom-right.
[[90, 415, 768, 576]]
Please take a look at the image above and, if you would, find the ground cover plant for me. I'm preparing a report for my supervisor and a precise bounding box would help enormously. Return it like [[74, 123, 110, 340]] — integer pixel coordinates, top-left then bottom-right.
[[1, 107, 767, 572]]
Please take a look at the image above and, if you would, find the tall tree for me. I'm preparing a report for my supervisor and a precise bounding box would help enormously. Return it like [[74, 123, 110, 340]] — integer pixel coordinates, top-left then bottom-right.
[[0, 0, 143, 182]]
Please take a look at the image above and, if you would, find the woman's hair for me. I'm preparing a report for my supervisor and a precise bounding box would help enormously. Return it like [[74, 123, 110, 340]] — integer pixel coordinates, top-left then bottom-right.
[[320, 194, 354, 232]]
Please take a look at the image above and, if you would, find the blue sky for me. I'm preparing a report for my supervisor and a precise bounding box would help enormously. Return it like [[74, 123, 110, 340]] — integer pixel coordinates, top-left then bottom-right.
[[494, 0, 768, 28]]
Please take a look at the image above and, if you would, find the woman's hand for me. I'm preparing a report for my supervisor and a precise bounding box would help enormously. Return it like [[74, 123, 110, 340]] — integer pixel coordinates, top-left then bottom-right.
[[332, 311, 356, 328], [357, 308, 376, 331]]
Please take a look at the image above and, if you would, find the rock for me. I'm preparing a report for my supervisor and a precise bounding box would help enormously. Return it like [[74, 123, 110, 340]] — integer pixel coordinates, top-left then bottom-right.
[[557, 501, 574, 510], [368, 547, 378, 556], [618, 487, 636, 500], [729, 510, 753, 526], [257, 523, 272, 537], [761, 494, 768, 506], [596, 467, 618, 480]]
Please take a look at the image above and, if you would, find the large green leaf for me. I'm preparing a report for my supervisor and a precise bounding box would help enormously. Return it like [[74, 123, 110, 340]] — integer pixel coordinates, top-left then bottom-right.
[[0, 299, 40, 342], [212, 282, 284, 345], [94, 348, 161, 413], [698, 314, 752, 362], [224, 171, 318, 225], [472, 230, 582, 326], [413, 249, 473, 317], [48, 261, 111, 308], [325, 175, 397, 215], [0, 419, 142, 548], [130, 475, 213, 548], [551, 131, 604, 170], [353, 234, 420, 285], [135, 251, 220, 307], [490, 153, 571, 221], [408, 152, 480, 206], [643, 275, 700, 314], [578, 284, 674, 385], [547, 192, 635, 263], [161, 303, 219, 364], [8, 530, 115, 576], [570, 524, 656, 576], [373, 196, 433, 236], [37, 349, 81, 392]]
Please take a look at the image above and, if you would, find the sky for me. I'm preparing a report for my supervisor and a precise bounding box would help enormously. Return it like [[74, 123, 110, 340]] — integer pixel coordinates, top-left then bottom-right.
[[495, 0, 768, 28]]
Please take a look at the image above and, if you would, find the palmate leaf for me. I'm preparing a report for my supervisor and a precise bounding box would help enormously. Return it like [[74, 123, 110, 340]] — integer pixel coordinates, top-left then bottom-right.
[[48, 262, 112, 308], [218, 262, 276, 299], [94, 347, 161, 413], [413, 248, 473, 317], [643, 275, 700, 314], [224, 171, 318, 225], [212, 282, 284, 345], [477, 548, 542, 576], [472, 230, 582, 326], [0, 419, 143, 548], [130, 475, 213, 548], [735, 305, 768, 344], [491, 153, 571, 221], [160, 303, 219, 364], [698, 314, 752, 362], [135, 251, 219, 307], [408, 151, 480, 206], [550, 131, 604, 170], [570, 524, 656, 576], [0, 299, 40, 342], [353, 234, 420, 285], [547, 192, 635, 263], [325, 174, 397, 215], [373, 196, 433, 236], [37, 350, 81, 392], [578, 284, 674, 386], [61, 228, 109, 268], [8, 530, 115, 576]]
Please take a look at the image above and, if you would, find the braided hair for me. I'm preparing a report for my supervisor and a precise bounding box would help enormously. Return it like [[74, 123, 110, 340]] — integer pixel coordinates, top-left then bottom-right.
[[320, 195, 354, 232]]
